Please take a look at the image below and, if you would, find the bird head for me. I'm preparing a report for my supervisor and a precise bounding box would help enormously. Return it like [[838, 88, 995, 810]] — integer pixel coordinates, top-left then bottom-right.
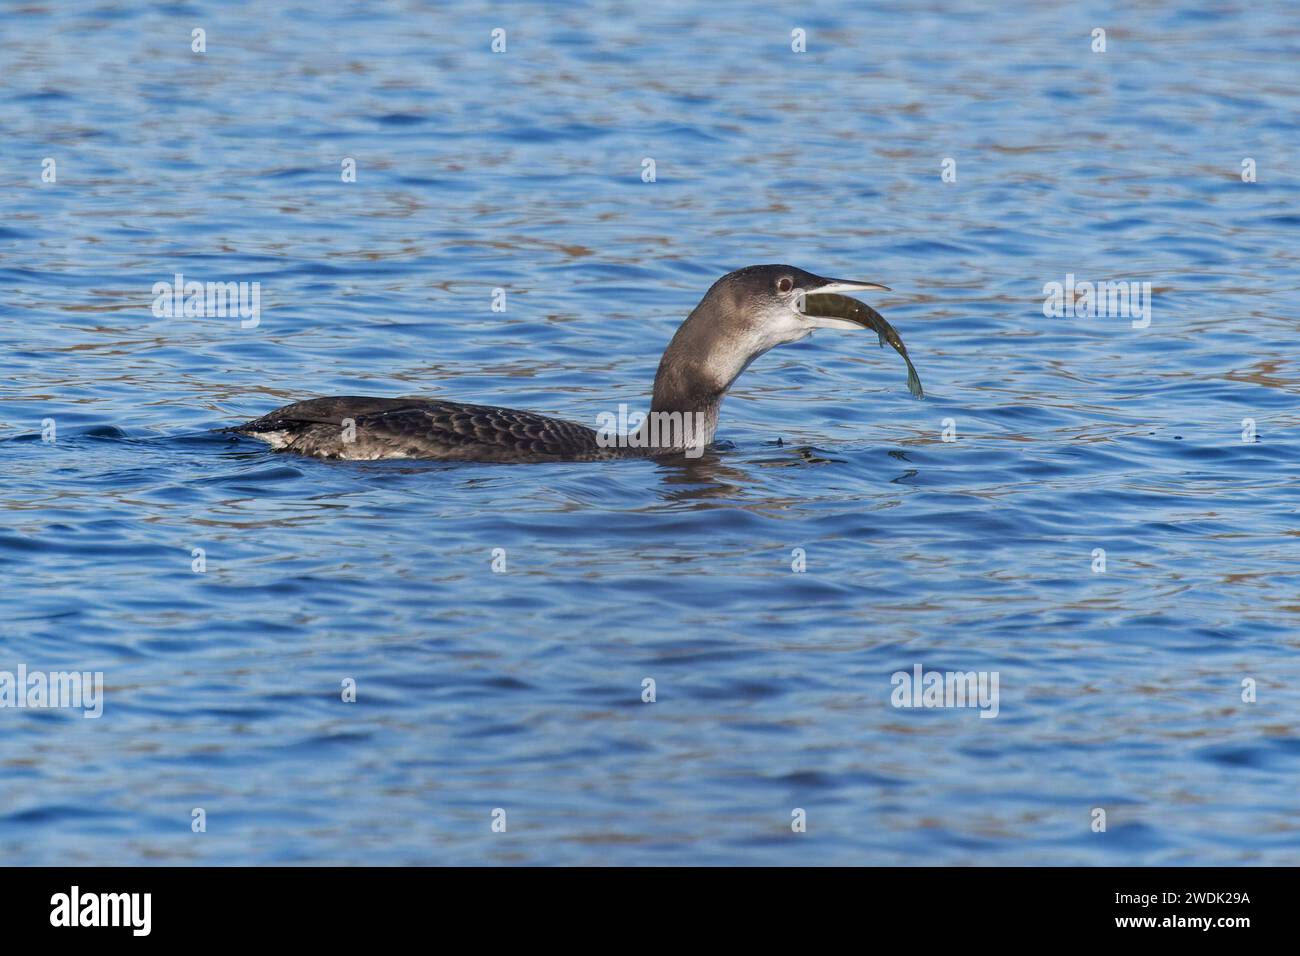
[[689, 264, 923, 399]]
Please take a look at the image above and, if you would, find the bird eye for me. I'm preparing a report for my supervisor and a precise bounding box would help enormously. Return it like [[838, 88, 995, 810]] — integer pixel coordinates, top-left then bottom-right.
[[776, 277, 793, 293]]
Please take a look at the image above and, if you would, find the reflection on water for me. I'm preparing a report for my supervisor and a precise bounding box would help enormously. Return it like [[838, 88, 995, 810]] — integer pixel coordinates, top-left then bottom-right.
[[1, 0, 1298, 865]]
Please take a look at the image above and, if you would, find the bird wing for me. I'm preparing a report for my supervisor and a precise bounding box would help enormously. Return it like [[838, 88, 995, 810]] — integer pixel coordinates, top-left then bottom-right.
[[351, 401, 605, 459], [233, 396, 429, 432], [233, 396, 606, 460]]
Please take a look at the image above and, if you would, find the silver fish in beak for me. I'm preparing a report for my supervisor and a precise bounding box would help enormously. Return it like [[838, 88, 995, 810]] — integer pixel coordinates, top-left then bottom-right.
[[797, 282, 924, 399]]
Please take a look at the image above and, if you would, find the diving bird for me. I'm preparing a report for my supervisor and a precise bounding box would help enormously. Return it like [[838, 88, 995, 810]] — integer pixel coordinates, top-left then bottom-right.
[[229, 265, 923, 462]]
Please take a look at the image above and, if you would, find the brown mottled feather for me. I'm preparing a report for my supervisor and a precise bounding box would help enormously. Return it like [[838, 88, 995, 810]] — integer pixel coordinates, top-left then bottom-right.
[[232, 396, 624, 462]]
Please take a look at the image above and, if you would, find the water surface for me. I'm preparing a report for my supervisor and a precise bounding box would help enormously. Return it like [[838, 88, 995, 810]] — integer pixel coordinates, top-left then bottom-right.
[[2, 0, 1298, 864]]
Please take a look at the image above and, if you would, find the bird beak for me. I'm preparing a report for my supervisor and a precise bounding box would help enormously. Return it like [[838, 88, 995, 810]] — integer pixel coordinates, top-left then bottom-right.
[[791, 275, 890, 326], [794, 279, 924, 399], [793, 275, 890, 328], [805, 277, 891, 295]]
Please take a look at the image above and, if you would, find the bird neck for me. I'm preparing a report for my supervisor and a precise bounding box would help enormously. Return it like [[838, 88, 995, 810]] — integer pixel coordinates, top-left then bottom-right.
[[631, 306, 751, 454], [626, 392, 721, 456]]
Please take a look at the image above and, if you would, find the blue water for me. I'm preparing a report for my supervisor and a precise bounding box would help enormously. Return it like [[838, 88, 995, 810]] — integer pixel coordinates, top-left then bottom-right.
[[2, 0, 1298, 865]]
